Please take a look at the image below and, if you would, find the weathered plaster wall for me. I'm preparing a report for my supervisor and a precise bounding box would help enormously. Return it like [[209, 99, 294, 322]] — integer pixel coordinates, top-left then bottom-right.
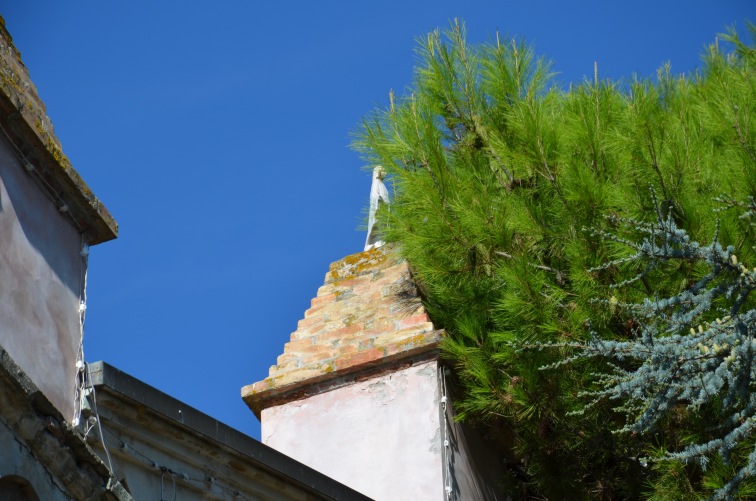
[[262, 359, 444, 501], [0, 132, 82, 420]]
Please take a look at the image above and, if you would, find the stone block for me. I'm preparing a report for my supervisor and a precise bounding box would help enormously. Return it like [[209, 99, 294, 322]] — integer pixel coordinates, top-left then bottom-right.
[[16, 414, 44, 440]]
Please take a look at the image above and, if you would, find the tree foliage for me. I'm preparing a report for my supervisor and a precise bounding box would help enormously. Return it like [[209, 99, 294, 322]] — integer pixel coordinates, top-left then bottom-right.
[[555, 193, 756, 500], [353, 20, 755, 499]]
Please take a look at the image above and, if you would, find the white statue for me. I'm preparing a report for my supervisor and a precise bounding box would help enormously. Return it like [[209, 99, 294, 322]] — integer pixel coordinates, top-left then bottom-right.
[[364, 165, 390, 251]]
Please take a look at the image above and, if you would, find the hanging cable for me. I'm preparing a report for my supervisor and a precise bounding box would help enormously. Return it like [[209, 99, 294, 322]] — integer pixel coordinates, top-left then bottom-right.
[[440, 365, 453, 499], [85, 362, 115, 476], [72, 238, 89, 427]]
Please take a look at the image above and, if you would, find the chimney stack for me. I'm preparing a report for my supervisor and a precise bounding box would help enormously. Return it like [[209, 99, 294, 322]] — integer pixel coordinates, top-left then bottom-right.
[[242, 246, 446, 500]]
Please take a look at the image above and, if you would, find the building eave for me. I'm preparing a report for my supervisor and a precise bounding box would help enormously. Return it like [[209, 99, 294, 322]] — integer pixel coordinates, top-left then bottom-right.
[[0, 16, 117, 245]]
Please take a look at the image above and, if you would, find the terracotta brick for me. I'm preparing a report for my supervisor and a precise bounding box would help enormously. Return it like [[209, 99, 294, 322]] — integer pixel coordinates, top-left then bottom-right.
[[295, 325, 330, 339], [357, 337, 376, 350], [324, 303, 359, 320], [383, 331, 443, 356], [315, 323, 361, 342], [336, 343, 359, 356], [284, 343, 339, 366], [303, 305, 325, 319], [389, 301, 422, 315], [329, 277, 368, 290], [287, 330, 301, 341], [276, 352, 300, 366], [298, 348, 338, 365], [348, 330, 387, 348], [334, 348, 386, 371], [362, 317, 394, 333], [297, 315, 324, 330], [380, 266, 406, 281], [372, 330, 416, 348], [361, 288, 387, 304], [334, 289, 357, 302], [311, 292, 337, 308], [346, 332, 375, 347], [284, 337, 315, 352], [351, 281, 382, 295], [243, 379, 273, 397], [394, 313, 431, 331], [374, 326, 438, 348], [289, 330, 311, 341], [273, 359, 300, 373], [299, 342, 336, 356], [272, 363, 335, 387]]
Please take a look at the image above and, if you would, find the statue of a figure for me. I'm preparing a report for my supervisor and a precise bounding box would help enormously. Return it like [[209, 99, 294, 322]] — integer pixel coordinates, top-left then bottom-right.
[[364, 165, 390, 251]]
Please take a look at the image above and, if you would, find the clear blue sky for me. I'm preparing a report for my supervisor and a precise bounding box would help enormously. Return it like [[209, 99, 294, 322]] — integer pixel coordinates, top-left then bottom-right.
[[3, 2, 751, 441]]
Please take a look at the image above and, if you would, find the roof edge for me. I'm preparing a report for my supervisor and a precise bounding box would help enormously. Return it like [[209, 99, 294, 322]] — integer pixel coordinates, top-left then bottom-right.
[[0, 16, 117, 244], [88, 361, 372, 501]]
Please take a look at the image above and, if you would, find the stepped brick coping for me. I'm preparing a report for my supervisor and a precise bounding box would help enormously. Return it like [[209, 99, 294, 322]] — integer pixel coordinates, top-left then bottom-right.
[[242, 246, 444, 417]]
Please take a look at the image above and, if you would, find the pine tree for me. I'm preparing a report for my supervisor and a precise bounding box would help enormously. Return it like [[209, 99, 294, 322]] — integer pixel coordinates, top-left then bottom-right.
[[353, 21, 755, 499]]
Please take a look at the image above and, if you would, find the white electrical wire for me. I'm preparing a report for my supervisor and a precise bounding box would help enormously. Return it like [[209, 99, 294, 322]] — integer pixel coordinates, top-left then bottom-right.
[[86, 362, 115, 476], [441, 365, 453, 499], [72, 238, 89, 427]]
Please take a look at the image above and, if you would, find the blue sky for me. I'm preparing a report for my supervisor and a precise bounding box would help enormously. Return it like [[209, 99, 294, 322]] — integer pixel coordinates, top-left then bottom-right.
[[3, 2, 751, 441]]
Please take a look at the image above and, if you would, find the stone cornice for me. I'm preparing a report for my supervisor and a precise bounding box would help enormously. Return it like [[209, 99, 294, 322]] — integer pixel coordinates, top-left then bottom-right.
[[0, 17, 117, 244]]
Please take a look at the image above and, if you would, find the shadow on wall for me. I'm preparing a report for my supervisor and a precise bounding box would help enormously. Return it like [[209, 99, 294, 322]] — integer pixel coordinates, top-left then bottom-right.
[[0, 128, 83, 418], [445, 375, 510, 500], [0, 131, 81, 296]]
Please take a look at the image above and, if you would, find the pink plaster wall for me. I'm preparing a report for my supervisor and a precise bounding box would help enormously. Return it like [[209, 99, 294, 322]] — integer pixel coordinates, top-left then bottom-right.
[[262, 360, 444, 500]]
